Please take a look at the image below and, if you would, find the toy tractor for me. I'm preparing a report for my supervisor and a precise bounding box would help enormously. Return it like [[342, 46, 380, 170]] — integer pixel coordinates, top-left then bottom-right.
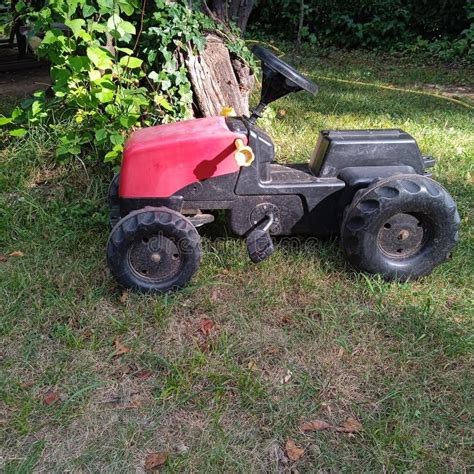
[[107, 45, 460, 293]]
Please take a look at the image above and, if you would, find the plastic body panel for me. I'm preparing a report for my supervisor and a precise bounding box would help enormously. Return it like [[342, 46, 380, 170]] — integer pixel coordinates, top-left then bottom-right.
[[234, 119, 346, 210], [118, 118, 432, 237], [310, 129, 426, 177], [120, 116, 247, 198]]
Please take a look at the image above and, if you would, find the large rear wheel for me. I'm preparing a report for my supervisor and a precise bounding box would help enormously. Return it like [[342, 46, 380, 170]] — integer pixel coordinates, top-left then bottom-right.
[[341, 175, 460, 281], [107, 207, 201, 293]]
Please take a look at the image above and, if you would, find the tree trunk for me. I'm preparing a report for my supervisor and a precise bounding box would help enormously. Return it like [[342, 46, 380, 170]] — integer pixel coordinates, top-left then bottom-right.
[[297, 0, 305, 44], [204, 0, 255, 36], [185, 34, 253, 117], [184, 1, 256, 118]]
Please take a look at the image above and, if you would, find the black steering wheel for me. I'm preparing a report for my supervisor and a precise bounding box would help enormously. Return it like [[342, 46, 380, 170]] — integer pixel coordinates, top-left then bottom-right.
[[252, 45, 318, 95]]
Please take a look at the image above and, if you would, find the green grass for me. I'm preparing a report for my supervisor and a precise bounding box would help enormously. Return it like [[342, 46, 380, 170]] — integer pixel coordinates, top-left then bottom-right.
[[1, 49, 473, 472]]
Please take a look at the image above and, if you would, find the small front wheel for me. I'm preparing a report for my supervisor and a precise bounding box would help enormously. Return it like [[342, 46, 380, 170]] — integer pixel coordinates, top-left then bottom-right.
[[341, 175, 460, 281], [107, 207, 201, 293]]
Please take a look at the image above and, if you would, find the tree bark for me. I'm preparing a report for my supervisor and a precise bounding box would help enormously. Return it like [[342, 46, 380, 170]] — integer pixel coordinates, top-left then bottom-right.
[[297, 0, 305, 44], [204, 0, 255, 35], [182, 1, 256, 117], [185, 34, 253, 117]]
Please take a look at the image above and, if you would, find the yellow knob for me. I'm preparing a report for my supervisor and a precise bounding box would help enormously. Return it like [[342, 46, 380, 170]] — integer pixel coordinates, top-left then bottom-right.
[[220, 106, 236, 117], [234, 139, 255, 167]]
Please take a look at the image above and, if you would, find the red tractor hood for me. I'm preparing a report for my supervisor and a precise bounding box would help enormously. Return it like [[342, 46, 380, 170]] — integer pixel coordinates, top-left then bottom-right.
[[120, 116, 247, 198]]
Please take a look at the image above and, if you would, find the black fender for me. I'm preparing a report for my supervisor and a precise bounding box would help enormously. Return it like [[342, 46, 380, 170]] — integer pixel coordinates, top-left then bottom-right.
[[337, 165, 418, 211]]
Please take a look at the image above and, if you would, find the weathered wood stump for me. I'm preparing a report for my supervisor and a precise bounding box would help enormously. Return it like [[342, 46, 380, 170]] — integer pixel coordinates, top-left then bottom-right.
[[186, 34, 254, 117]]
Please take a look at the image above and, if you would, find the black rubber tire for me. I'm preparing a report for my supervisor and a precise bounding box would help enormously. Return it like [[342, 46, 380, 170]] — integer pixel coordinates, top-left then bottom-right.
[[108, 173, 121, 229], [107, 207, 201, 293], [341, 174, 460, 281]]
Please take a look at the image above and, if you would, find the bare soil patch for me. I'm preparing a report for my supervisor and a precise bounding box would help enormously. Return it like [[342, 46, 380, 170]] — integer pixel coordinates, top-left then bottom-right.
[[0, 49, 51, 98], [0, 59, 51, 97]]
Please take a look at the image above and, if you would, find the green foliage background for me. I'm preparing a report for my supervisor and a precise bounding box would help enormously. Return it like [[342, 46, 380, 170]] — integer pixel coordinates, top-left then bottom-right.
[[1, 0, 250, 163], [251, 0, 473, 62], [1, 0, 471, 164]]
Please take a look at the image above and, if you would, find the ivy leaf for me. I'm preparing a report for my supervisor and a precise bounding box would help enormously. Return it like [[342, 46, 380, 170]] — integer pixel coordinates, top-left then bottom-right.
[[110, 133, 124, 145], [119, 115, 138, 127], [97, 0, 115, 14], [154, 95, 173, 111], [147, 50, 157, 64], [10, 128, 27, 137], [119, 21, 136, 35], [89, 70, 102, 82], [51, 67, 71, 86], [119, 56, 143, 69], [31, 100, 43, 116], [41, 30, 61, 45], [82, 4, 97, 17], [107, 14, 123, 31], [89, 22, 107, 33], [65, 19, 85, 38], [87, 47, 114, 70], [104, 150, 119, 162], [95, 89, 115, 103], [194, 36, 206, 52], [78, 30, 92, 42], [15, 1, 26, 12], [116, 47, 134, 55], [56, 142, 81, 157], [0, 116, 12, 125], [104, 144, 123, 162], [11, 107, 22, 120], [161, 78, 172, 91], [95, 128, 107, 142], [107, 14, 136, 39], [68, 56, 90, 73], [148, 71, 160, 83], [117, 0, 136, 16]]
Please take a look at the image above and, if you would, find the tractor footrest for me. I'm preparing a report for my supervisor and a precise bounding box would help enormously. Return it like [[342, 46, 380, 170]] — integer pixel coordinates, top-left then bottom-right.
[[188, 213, 215, 228], [246, 228, 275, 263]]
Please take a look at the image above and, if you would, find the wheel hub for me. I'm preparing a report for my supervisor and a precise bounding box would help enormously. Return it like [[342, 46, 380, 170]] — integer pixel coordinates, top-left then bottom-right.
[[127, 234, 181, 281], [377, 213, 425, 258]]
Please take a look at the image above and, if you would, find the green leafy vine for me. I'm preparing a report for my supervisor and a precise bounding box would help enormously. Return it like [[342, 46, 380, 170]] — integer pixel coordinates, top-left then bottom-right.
[[1, 0, 253, 163]]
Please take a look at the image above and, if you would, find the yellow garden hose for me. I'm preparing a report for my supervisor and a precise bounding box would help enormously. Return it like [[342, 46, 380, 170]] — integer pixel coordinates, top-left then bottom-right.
[[313, 75, 474, 110], [246, 40, 473, 110]]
